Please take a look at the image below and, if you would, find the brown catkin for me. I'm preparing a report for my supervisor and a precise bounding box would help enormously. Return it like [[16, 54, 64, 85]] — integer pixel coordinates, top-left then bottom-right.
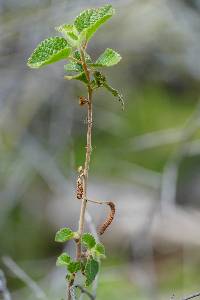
[[99, 201, 115, 235], [76, 177, 83, 200]]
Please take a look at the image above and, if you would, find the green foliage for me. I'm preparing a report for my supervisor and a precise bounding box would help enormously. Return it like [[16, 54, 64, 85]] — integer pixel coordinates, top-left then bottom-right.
[[56, 253, 71, 267], [85, 258, 99, 287], [92, 48, 121, 67], [55, 24, 79, 47], [74, 4, 114, 42], [64, 72, 88, 84], [64, 50, 92, 73], [55, 227, 75, 242], [94, 243, 106, 257], [93, 71, 124, 109], [82, 233, 96, 249], [27, 37, 71, 68], [67, 261, 81, 273]]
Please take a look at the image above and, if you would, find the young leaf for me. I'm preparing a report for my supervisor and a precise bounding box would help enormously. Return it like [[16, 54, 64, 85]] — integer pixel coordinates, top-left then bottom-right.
[[85, 259, 99, 287], [64, 50, 92, 73], [93, 71, 124, 110], [27, 37, 72, 68], [67, 261, 81, 274], [82, 233, 96, 249], [74, 4, 114, 42], [92, 48, 121, 67], [91, 243, 106, 259], [103, 81, 124, 110], [56, 253, 71, 267], [64, 72, 88, 84], [55, 24, 79, 47], [55, 227, 74, 242], [95, 243, 105, 256]]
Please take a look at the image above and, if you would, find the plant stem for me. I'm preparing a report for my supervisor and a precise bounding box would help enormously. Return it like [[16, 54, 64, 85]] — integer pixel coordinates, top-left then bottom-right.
[[68, 47, 93, 300], [76, 48, 93, 261]]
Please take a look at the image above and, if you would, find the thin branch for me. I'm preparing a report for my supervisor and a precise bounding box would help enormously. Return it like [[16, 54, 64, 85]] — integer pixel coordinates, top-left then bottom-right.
[[2, 256, 47, 299], [0, 270, 12, 300], [75, 285, 95, 300], [177, 292, 200, 300]]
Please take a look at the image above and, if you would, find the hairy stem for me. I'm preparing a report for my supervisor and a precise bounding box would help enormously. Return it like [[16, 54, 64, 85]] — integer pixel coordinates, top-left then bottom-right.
[[76, 48, 93, 260], [66, 48, 93, 300]]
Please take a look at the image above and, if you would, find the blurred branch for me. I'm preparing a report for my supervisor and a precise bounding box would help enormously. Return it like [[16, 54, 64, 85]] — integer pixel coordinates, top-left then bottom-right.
[[181, 292, 200, 300], [75, 285, 95, 300], [2, 256, 47, 300], [0, 270, 11, 300], [161, 102, 200, 211], [130, 128, 182, 151]]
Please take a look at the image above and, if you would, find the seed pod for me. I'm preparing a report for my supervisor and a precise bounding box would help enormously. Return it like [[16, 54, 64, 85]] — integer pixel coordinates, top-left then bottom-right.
[[99, 201, 115, 235]]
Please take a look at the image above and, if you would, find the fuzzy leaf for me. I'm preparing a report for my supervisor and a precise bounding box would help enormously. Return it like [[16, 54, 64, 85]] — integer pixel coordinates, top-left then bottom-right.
[[82, 233, 96, 249], [55, 24, 79, 47], [55, 227, 74, 242], [95, 243, 105, 256], [64, 72, 88, 84], [56, 253, 71, 267], [64, 50, 91, 73], [92, 48, 121, 67], [85, 259, 99, 287], [68, 261, 81, 274], [91, 243, 106, 259], [74, 4, 114, 42], [27, 37, 72, 68]]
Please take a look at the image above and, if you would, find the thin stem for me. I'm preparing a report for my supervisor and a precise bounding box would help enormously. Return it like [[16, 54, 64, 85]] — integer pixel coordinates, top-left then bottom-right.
[[75, 285, 95, 300], [181, 292, 200, 300], [68, 47, 93, 300]]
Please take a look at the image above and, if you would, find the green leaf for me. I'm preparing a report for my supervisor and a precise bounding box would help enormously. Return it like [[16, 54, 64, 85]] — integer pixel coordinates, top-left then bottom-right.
[[85, 259, 99, 287], [95, 243, 105, 256], [67, 261, 81, 274], [64, 72, 88, 84], [74, 4, 114, 42], [27, 37, 72, 68], [82, 233, 96, 249], [64, 50, 92, 73], [103, 81, 124, 110], [93, 71, 124, 110], [56, 253, 71, 267], [55, 24, 79, 47], [91, 243, 106, 259], [92, 48, 121, 67], [55, 227, 74, 242]]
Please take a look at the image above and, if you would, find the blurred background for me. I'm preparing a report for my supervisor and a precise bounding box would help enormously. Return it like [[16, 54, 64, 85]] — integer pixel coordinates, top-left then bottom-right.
[[1, 0, 200, 299]]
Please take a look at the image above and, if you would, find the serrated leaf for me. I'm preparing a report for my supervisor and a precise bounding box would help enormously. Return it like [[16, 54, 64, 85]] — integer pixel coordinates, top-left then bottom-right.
[[55, 227, 74, 242], [92, 48, 121, 67], [85, 259, 99, 287], [64, 72, 88, 84], [74, 4, 114, 42], [27, 37, 72, 68], [56, 253, 71, 267], [67, 261, 81, 274], [95, 243, 105, 256], [82, 233, 96, 249], [91, 243, 106, 259], [64, 50, 92, 73], [55, 24, 79, 47]]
